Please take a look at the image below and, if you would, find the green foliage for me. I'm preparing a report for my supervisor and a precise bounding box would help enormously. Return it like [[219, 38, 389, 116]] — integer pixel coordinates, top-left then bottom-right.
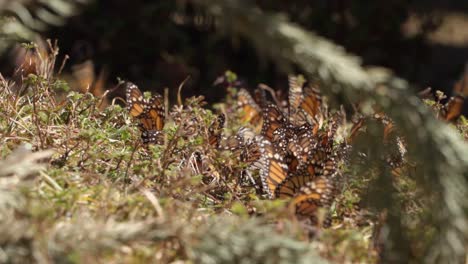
[[0, 47, 353, 263], [191, 217, 328, 264]]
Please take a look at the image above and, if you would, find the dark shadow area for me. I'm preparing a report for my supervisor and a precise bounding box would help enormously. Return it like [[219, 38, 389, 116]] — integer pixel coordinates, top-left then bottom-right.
[[4, 1, 468, 104]]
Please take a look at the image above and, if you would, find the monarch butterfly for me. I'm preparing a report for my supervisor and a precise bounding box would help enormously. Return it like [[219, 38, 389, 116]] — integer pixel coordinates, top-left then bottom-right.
[[239, 139, 262, 165], [220, 127, 256, 151], [219, 127, 263, 166], [284, 152, 300, 174], [258, 139, 289, 199], [275, 168, 315, 198], [288, 75, 306, 114], [261, 104, 286, 142], [237, 88, 262, 125], [288, 76, 323, 132], [288, 75, 306, 125], [220, 134, 244, 151], [290, 176, 335, 222], [301, 85, 323, 121], [304, 152, 337, 178], [349, 113, 407, 178], [288, 123, 315, 164], [208, 114, 226, 148], [269, 123, 312, 174], [125, 82, 165, 144], [294, 127, 338, 179], [270, 151, 335, 222]]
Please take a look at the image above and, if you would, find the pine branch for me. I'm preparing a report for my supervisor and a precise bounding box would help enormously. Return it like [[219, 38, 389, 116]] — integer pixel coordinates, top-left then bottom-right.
[[0, 0, 90, 54]]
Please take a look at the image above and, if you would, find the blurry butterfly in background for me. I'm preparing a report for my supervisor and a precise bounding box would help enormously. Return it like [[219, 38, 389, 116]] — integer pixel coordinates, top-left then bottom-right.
[[220, 134, 244, 152], [237, 88, 262, 126], [301, 85, 323, 121], [240, 139, 263, 165], [279, 137, 338, 198], [288, 76, 323, 133], [290, 176, 335, 224], [72, 60, 108, 98], [125, 82, 165, 144], [288, 75, 306, 119]]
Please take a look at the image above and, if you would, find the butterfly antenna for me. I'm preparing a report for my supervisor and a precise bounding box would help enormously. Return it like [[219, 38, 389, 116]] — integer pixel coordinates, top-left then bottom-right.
[[177, 75, 191, 106], [258, 83, 282, 107], [111, 82, 128, 105]]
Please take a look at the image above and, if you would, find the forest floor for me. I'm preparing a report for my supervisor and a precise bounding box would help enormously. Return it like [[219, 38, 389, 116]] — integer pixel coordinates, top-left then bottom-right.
[[0, 45, 467, 264]]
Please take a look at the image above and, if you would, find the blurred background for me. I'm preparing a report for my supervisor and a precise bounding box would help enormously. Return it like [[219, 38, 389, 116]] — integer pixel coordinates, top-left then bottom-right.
[[0, 0, 467, 102]]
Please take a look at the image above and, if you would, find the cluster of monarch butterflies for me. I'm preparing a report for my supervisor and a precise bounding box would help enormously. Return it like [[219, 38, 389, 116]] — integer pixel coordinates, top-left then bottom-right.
[[124, 70, 467, 226], [125, 77, 341, 224], [234, 76, 342, 224]]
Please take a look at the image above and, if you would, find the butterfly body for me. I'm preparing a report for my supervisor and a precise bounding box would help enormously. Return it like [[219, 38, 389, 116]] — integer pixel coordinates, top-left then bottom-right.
[[208, 113, 226, 148], [261, 104, 287, 142]]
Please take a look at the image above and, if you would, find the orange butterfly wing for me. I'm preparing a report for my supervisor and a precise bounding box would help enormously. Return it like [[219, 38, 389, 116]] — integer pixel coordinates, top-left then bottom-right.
[[258, 139, 289, 199], [288, 75, 305, 116], [300, 85, 322, 119], [208, 114, 225, 148], [288, 77, 322, 130], [126, 82, 145, 117], [237, 88, 262, 124], [275, 170, 314, 198], [291, 176, 335, 221], [145, 94, 165, 131], [261, 104, 286, 142]]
